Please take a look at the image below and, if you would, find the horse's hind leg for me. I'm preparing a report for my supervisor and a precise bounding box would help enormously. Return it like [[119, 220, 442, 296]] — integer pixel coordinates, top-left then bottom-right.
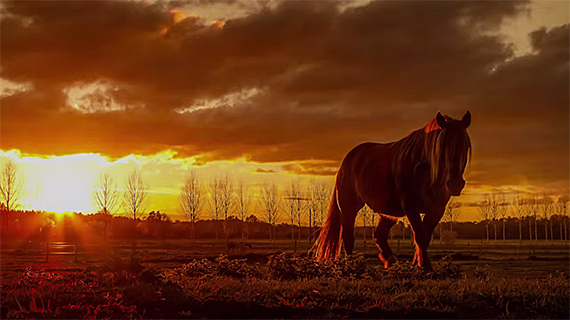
[[337, 188, 364, 256], [374, 215, 398, 268]]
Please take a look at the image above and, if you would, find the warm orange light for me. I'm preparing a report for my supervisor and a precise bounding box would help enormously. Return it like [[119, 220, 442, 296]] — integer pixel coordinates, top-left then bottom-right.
[[28, 158, 98, 213], [171, 10, 185, 24]]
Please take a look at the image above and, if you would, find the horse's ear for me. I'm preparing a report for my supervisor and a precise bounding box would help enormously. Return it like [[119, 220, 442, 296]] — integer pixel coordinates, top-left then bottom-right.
[[436, 112, 447, 128], [461, 111, 471, 128]]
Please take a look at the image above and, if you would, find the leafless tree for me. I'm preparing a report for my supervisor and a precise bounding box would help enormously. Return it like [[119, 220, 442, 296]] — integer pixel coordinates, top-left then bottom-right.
[[521, 194, 540, 242], [444, 198, 461, 232], [284, 181, 300, 244], [488, 194, 499, 243], [511, 192, 524, 243], [478, 195, 491, 243], [94, 173, 120, 215], [315, 181, 330, 228], [0, 160, 24, 211], [497, 194, 508, 242], [541, 193, 553, 242], [236, 180, 252, 239], [180, 171, 203, 245], [218, 175, 234, 241], [208, 177, 223, 239], [554, 197, 568, 240], [260, 182, 281, 242], [359, 205, 372, 249], [306, 180, 320, 241], [529, 194, 540, 242], [123, 169, 149, 219], [93, 173, 120, 241]]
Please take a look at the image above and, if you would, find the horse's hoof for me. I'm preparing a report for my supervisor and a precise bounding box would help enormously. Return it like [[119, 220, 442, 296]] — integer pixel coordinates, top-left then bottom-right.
[[380, 254, 398, 269]]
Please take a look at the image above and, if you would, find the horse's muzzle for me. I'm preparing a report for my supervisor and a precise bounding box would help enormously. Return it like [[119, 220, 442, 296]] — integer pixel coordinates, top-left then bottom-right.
[[447, 179, 465, 196]]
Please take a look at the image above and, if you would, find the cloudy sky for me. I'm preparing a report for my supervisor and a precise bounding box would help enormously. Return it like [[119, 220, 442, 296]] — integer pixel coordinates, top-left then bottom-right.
[[0, 0, 568, 221]]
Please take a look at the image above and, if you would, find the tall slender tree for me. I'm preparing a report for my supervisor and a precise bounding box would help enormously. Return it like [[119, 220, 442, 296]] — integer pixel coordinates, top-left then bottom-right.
[[94, 173, 120, 241], [307, 180, 320, 241], [497, 194, 507, 243], [0, 160, 23, 211], [236, 180, 252, 239], [209, 177, 223, 239], [218, 175, 234, 241], [123, 169, 149, 220], [285, 181, 300, 245], [541, 193, 552, 242], [359, 205, 372, 250], [445, 198, 460, 232], [179, 171, 203, 245], [94, 173, 120, 215], [260, 182, 281, 243], [478, 195, 491, 244], [511, 192, 524, 244]]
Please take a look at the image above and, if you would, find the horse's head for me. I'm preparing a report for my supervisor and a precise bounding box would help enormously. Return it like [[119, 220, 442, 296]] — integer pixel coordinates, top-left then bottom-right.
[[435, 111, 471, 196]]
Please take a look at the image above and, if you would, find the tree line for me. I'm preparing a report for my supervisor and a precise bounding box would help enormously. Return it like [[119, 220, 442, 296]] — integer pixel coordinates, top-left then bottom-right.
[[1, 160, 569, 244]]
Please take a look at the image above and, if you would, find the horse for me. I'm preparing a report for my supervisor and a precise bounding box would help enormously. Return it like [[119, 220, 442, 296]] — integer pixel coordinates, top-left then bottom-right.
[[312, 111, 471, 270]]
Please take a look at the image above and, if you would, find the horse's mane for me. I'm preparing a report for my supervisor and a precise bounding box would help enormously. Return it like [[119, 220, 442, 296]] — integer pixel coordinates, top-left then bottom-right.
[[391, 115, 471, 187]]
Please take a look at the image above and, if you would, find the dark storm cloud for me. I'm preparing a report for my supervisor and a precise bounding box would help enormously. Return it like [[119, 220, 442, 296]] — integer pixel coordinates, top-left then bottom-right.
[[2, 0, 567, 190], [466, 24, 569, 186]]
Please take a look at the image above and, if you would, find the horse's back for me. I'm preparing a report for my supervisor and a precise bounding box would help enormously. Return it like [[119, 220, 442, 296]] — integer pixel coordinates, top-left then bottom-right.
[[337, 142, 402, 215]]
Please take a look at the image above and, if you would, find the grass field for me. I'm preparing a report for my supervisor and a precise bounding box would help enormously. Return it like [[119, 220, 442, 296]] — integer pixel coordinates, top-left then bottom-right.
[[1, 239, 569, 318]]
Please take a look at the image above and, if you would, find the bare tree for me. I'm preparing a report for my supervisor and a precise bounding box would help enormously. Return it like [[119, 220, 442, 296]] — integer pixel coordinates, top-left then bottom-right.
[[541, 193, 553, 242], [444, 198, 461, 232], [208, 177, 223, 239], [236, 180, 252, 239], [359, 205, 372, 250], [478, 195, 491, 244], [0, 160, 24, 211], [315, 181, 330, 228], [306, 180, 320, 241], [529, 195, 540, 242], [521, 194, 541, 242], [284, 181, 300, 244], [123, 169, 149, 219], [260, 182, 281, 242], [554, 197, 568, 240], [497, 194, 507, 243], [94, 173, 120, 215], [93, 173, 120, 241], [180, 171, 203, 245], [218, 175, 234, 241], [511, 192, 524, 244]]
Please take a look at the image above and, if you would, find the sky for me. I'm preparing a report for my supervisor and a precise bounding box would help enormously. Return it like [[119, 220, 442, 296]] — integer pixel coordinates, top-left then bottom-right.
[[0, 0, 568, 222]]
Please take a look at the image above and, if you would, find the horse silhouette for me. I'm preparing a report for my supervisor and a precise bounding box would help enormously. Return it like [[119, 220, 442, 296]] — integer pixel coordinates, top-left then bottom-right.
[[313, 111, 471, 270]]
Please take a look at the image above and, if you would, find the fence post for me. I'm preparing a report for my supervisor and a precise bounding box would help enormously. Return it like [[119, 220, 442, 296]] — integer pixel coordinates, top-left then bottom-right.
[[46, 241, 49, 262], [74, 244, 78, 263]]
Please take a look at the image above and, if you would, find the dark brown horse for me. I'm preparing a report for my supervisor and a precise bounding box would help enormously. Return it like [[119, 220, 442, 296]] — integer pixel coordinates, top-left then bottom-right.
[[313, 111, 471, 269]]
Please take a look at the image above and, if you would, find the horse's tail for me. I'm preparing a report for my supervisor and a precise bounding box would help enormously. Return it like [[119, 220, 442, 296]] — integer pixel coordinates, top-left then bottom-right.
[[311, 186, 343, 261]]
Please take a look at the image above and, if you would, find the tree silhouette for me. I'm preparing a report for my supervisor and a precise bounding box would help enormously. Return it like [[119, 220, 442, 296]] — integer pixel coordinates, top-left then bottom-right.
[[236, 180, 252, 239], [94, 173, 120, 215], [123, 169, 149, 219], [260, 182, 281, 243], [444, 198, 460, 232], [93, 173, 120, 241], [0, 160, 23, 211], [511, 192, 524, 243], [358, 205, 372, 250], [478, 195, 491, 244], [180, 171, 203, 245]]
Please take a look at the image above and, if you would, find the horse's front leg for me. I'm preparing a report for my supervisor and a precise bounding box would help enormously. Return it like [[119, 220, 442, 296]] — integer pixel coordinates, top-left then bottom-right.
[[405, 210, 431, 270]]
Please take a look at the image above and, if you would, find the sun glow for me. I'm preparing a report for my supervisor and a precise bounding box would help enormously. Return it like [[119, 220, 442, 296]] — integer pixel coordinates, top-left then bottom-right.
[[25, 155, 101, 213]]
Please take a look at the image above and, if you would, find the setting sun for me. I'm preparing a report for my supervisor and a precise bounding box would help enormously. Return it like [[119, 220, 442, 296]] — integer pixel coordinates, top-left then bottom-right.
[[23, 154, 101, 213]]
